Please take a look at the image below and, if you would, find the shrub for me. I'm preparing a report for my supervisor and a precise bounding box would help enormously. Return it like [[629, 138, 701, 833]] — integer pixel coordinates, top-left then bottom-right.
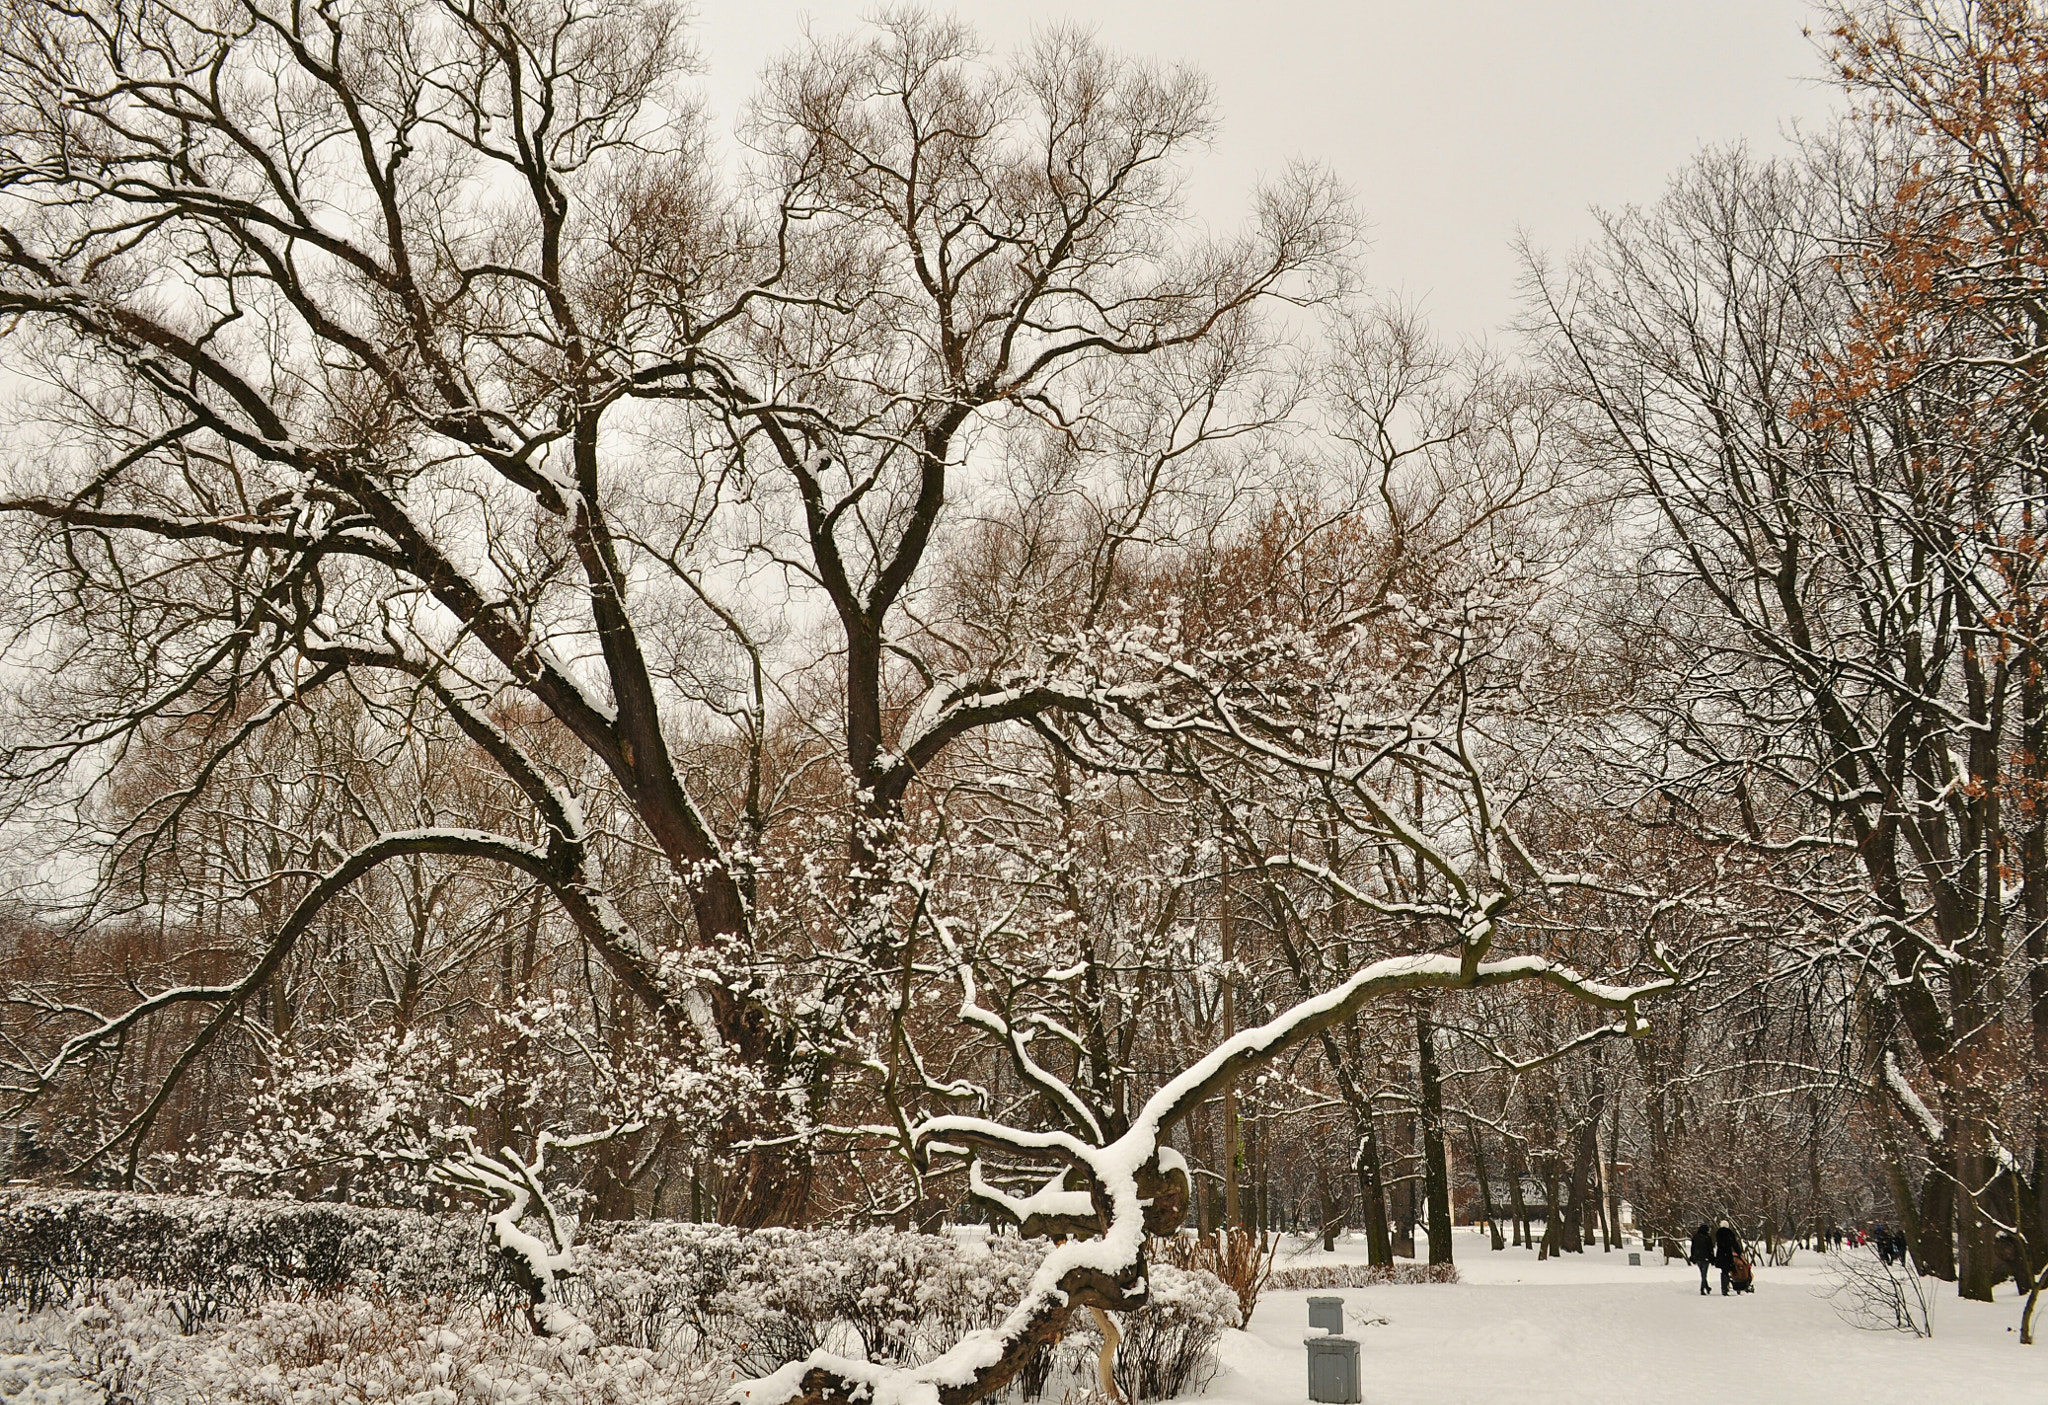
[[0, 1190, 1238, 1397], [1113, 1264, 1240, 1401], [572, 1221, 1044, 1370], [0, 1188, 517, 1317], [1149, 1228, 1275, 1323], [8, 1284, 724, 1404], [1267, 1261, 1459, 1289], [1823, 1246, 1934, 1337]]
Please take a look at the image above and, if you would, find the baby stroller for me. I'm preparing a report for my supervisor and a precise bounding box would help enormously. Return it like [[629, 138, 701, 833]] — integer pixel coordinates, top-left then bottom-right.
[[1730, 1251, 1756, 1294]]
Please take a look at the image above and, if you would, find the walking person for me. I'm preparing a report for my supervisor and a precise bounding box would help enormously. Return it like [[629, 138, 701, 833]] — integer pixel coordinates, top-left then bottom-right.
[[1690, 1222, 1715, 1296], [1714, 1221, 1742, 1295]]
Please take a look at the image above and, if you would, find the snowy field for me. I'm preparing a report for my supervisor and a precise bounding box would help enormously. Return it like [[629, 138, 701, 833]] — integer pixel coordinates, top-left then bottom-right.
[[1218, 1238, 2046, 1405]]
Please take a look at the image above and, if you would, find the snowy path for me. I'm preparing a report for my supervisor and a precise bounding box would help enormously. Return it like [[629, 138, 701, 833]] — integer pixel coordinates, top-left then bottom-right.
[[1211, 1242, 2046, 1405]]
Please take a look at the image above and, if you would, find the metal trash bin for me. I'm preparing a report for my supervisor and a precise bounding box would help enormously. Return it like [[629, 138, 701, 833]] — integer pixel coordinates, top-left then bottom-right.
[[1307, 1295, 1344, 1334], [1305, 1334, 1362, 1404], [1628, 1252, 1641, 1266]]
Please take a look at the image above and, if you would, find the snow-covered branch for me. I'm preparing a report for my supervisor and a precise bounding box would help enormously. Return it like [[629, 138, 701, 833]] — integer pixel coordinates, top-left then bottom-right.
[[740, 938, 1671, 1405]]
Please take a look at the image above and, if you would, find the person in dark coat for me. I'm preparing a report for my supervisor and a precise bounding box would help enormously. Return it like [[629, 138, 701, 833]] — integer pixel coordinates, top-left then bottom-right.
[[1714, 1220, 1742, 1295], [1689, 1223, 1715, 1296]]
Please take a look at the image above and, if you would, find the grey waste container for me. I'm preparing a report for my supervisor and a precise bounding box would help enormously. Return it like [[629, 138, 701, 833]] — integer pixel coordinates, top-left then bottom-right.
[[1307, 1295, 1344, 1334], [1628, 1252, 1641, 1266], [1305, 1334, 1362, 1404]]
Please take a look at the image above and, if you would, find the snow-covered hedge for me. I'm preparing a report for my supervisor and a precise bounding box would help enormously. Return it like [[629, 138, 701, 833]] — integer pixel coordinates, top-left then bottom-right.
[[573, 1224, 1236, 1400], [569, 1222, 1046, 1373], [0, 1193, 1242, 1401], [3, 1283, 723, 1405], [1268, 1261, 1459, 1290], [0, 1189, 515, 1317]]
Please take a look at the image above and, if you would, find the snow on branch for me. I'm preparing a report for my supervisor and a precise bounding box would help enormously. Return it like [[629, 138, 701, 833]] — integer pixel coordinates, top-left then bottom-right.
[[964, 1162, 1100, 1239], [431, 1123, 640, 1346], [738, 937, 1673, 1405], [934, 919, 1103, 1143], [1882, 1050, 1947, 1147], [15, 828, 559, 1181]]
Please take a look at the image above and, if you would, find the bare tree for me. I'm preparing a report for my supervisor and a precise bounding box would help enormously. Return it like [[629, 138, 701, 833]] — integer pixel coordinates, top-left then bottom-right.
[[1533, 112, 2048, 1298], [0, 1, 1348, 1224]]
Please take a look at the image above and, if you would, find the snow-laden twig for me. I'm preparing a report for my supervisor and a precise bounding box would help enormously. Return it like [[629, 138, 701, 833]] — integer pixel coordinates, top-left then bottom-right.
[[431, 1123, 641, 1346]]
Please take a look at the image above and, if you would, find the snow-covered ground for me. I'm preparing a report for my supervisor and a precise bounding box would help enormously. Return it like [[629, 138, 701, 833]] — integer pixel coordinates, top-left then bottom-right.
[[5, 1235, 2042, 1404], [1215, 1237, 2046, 1405]]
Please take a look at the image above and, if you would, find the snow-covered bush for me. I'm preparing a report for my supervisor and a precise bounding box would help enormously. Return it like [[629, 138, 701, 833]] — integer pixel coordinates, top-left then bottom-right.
[[1268, 1262, 1459, 1290], [1148, 1229, 1275, 1324], [0, 1189, 515, 1316], [0, 1339, 99, 1405], [5, 1285, 724, 1404], [48, 1282, 184, 1402], [1101, 1264, 1240, 1402], [2, 1193, 1059, 1366], [467, 1214, 1226, 1397], [170, 1291, 721, 1405], [1, 1192, 1239, 1398], [571, 1222, 1044, 1371]]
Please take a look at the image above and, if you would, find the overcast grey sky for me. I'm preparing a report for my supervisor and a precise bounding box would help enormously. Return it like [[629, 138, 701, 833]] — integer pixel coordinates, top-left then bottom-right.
[[689, 1, 1839, 341]]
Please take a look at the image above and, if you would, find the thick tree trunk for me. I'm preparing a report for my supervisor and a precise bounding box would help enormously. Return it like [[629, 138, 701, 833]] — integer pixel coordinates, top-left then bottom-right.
[[1417, 1010, 1454, 1265], [1539, 1157, 1563, 1260], [1390, 1107, 1417, 1260], [2025, 630, 2048, 1280], [1911, 1153, 1958, 1282], [1605, 1094, 1625, 1252], [1560, 1130, 1590, 1254], [2025, 1148, 2048, 1278], [1354, 1116, 1394, 1266], [720, 1143, 815, 1228], [1957, 1139, 2000, 1303], [1221, 864, 1242, 1232], [1317, 1164, 1341, 1252]]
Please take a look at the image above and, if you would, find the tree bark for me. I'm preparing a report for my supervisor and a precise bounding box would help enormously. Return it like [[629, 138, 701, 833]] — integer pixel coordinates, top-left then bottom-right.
[[719, 1142, 815, 1229], [1539, 1156, 1562, 1260], [1390, 1105, 1417, 1260], [1355, 1116, 1394, 1266], [1508, 1143, 1531, 1249], [1605, 1093, 1625, 1252], [1469, 1119, 1505, 1251], [1417, 1008, 1454, 1265]]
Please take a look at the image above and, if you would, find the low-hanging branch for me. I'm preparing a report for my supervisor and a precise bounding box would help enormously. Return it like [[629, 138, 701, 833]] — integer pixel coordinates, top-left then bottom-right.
[[738, 921, 1677, 1405]]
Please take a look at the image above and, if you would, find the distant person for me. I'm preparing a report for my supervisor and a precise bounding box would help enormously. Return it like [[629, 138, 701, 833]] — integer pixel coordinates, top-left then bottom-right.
[[1714, 1220, 1741, 1295], [1689, 1222, 1715, 1296]]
